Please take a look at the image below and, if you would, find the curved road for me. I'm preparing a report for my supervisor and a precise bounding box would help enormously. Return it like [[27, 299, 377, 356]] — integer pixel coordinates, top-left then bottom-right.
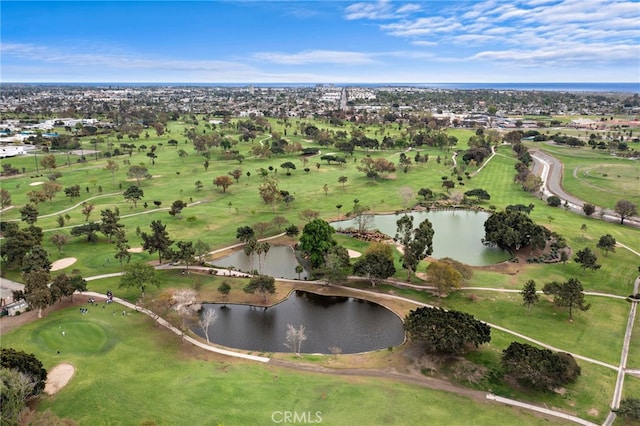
[[530, 149, 640, 228]]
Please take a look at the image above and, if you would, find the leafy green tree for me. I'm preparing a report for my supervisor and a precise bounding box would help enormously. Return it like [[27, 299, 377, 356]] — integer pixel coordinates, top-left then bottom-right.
[[217, 282, 231, 307], [141, 220, 173, 265], [42, 181, 62, 203], [395, 214, 434, 280], [546, 195, 562, 207], [484, 210, 548, 253], [64, 184, 81, 200], [352, 242, 396, 286], [70, 222, 100, 243], [172, 240, 196, 270], [614, 199, 637, 225], [0, 367, 39, 424], [418, 187, 433, 200], [338, 175, 348, 188], [280, 161, 296, 175], [1, 226, 43, 269], [464, 188, 491, 201], [295, 264, 305, 280], [521, 279, 539, 315], [20, 270, 54, 318], [235, 226, 255, 243], [127, 164, 148, 187], [100, 207, 123, 243], [104, 159, 120, 186], [404, 307, 491, 354], [427, 260, 462, 297], [319, 245, 351, 284], [0, 348, 47, 397], [49, 232, 70, 253], [169, 200, 188, 218], [615, 398, 640, 421], [19, 204, 38, 225], [582, 203, 596, 216], [243, 275, 276, 304], [284, 224, 299, 238], [119, 262, 159, 296], [114, 229, 131, 268], [123, 185, 144, 207], [298, 218, 336, 269], [0, 188, 11, 209], [40, 154, 56, 170], [501, 342, 581, 392], [543, 278, 591, 321], [50, 273, 74, 301], [194, 239, 211, 263], [21, 246, 51, 273], [573, 247, 601, 272], [596, 234, 616, 256], [258, 178, 281, 212]]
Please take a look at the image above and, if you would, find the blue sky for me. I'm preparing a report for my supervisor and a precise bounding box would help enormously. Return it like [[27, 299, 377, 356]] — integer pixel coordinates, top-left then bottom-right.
[[1, 0, 639, 83]]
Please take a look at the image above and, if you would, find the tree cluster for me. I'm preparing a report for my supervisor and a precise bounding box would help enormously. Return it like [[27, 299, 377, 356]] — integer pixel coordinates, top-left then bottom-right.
[[501, 342, 581, 392], [483, 210, 549, 253], [404, 307, 491, 354]]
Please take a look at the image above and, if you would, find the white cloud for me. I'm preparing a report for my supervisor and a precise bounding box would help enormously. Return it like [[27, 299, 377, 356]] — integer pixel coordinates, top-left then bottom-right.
[[253, 50, 376, 65], [344, 0, 393, 20]]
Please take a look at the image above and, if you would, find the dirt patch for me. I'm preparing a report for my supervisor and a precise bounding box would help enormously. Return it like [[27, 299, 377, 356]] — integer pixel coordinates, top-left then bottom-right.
[[29, 181, 44, 186], [127, 247, 144, 253], [50, 257, 77, 271], [44, 363, 75, 395]]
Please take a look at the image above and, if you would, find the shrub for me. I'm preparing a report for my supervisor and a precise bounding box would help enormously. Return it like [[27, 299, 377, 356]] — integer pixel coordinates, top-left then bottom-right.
[[547, 195, 562, 207]]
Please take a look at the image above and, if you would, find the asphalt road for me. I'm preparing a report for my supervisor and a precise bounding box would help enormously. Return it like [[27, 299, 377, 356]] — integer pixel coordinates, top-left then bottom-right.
[[530, 150, 640, 228]]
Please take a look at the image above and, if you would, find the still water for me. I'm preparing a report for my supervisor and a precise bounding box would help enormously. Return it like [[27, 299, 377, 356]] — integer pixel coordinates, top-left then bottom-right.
[[195, 291, 405, 354], [332, 210, 509, 266]]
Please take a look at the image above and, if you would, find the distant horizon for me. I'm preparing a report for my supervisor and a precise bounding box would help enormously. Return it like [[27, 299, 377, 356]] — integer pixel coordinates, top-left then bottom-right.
[[3, 81, 638, 94]]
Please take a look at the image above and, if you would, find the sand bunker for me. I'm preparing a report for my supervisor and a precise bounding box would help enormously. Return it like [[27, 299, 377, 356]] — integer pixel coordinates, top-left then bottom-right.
[[44, 363, 75, 395], [29, 181, 44, 186], [347, 249, 362, 258], [50, 257, 77, 271], [127, 247, 144, 253]]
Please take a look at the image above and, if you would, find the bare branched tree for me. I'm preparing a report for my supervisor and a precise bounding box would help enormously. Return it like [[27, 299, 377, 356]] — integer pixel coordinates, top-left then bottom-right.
[[199, 308, 218, 343], [284, 323, 307, 357]]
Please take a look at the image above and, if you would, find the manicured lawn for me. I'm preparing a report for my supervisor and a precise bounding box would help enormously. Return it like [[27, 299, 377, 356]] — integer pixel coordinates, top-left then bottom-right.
[[2, 306, 565, 426], [532, 142, 640, 207], [2, 116, 639, 425]]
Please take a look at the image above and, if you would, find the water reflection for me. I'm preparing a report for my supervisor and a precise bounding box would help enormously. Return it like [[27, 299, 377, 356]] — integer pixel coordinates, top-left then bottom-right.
[[332, 209, 509, 266], [194, 291, 405, 354]]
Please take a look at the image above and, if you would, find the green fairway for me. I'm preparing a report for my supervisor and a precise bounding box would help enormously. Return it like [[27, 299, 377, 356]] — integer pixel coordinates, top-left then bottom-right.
[[2, 115, 638, 425], [2, 306, 566, 426], [533, 143, 640, 207]]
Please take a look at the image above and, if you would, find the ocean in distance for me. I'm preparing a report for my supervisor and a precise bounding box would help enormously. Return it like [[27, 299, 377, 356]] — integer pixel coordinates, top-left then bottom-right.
[[11, 82, 640, 93]]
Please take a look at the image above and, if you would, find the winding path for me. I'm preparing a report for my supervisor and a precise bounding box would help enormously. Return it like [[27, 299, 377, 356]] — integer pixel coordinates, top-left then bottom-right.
[[530, 149, 640, 227]]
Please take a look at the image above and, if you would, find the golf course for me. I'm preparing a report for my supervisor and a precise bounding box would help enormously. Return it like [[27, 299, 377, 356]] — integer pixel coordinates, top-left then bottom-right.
[[1, 113, 639, 425]]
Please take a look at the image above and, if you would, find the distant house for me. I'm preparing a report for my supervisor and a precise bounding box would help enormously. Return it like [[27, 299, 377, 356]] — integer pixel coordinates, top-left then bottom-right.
[[0, 145, 25, 158], [568, 118, 597, 129]]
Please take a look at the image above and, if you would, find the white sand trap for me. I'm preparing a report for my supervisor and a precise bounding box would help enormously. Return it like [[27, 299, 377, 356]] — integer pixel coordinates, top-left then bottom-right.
[[347, 249, 362, 258], [127, 247, 144, 253], [29, 181, 44, 186], [44, 363, 75, 395], [50, 257, 77, 271]]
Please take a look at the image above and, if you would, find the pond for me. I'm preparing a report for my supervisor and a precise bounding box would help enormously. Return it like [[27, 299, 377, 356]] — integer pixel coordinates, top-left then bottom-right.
[[210, 245, 308, 280], [193, 291, 405, 354], [332, 209, 509, 266]]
